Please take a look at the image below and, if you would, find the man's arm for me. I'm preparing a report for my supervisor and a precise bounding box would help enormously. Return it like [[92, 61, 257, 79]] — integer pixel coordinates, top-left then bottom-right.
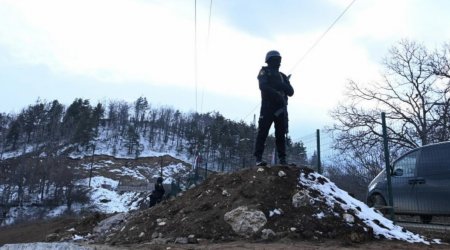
[[281, 73, 294, 97]]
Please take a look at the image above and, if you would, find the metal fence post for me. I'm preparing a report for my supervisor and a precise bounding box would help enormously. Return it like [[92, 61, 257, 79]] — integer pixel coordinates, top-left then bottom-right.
[[316, 129, 321, 174], [381, 112, 395, 222]]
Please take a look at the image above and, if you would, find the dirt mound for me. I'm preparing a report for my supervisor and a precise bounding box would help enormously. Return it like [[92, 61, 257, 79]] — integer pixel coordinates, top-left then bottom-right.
[[101, 166, 381, 245], [0, 213, 107, 245]]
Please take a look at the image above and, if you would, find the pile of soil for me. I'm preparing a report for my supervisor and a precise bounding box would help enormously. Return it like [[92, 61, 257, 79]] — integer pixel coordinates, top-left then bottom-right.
[[0, 213, 106, 245], [102, 166, 375, 245]]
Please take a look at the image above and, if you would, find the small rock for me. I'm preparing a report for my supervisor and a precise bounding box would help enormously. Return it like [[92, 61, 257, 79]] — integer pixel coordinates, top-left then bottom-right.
[[187, 234, 198, 244], [257, 167, 264, 172], [152, 238, 169, 244], [157, 218, 167, 226], [278, 170, 287, 177], [290, 227, 297, 232], [175, 237, 188, 244], [350, 232, 365, 243], [292, 190, 314, 208], [261, 229, 276, 240], [94, 213, 128, 237], [343, 213, 355, 224], [222, 190, 230, 196], [139, 232, 145, 238], [269, 208, 283, 217], [152, 232, 159, 239], [45, 233, 59, 242]]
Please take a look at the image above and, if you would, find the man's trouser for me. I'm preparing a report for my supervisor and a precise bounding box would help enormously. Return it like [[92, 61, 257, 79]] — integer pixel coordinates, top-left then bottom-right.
[[254, 110, 286, 161]]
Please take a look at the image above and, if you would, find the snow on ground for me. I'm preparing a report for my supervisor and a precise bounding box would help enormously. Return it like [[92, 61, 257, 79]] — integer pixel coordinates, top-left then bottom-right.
[[151, 163, 190, 184], [67, 128, 192, 164], [117, 166, 147, 180], [77, 176, 140, 213], [1, 145, 35, 160], [299, 172, 440, 244]]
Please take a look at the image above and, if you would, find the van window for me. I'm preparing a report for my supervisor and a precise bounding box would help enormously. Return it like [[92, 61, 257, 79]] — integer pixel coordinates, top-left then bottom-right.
[[393, 150, 419, 177], [418, 143, 450, 176]]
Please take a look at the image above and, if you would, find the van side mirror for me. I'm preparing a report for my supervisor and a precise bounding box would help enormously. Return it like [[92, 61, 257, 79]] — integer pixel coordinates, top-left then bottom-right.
[[393, 168, 403, 176]]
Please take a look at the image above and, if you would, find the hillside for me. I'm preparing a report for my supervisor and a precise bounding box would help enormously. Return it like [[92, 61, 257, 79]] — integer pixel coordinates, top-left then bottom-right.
[[0, 152, 192, 226]]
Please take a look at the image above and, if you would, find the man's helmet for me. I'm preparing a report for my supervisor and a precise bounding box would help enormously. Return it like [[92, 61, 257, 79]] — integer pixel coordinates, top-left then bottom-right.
[[157, 177, 163, 183], [265, 50, 281, 63]]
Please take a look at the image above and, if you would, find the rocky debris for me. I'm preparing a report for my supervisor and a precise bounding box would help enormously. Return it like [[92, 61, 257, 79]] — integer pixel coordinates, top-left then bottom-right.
[[223, 206, 267, 237], [187, 234, 198, 244], [261, 229, 276, 240], [278, 170, 286, 177], [174, 237, 188, 244], [269, 208, 283, 217], [343, 213, 355, 224], [0, 242, 91, 250], [93, 213, 128, 237], [292, 189, 314, 208], [94, 166, 429, 246], [45, 233, 59, 242], [38, 213, 108, 243]]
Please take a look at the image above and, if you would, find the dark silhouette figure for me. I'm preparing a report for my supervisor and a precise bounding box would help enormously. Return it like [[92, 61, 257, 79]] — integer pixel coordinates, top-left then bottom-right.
[[254, 50, 294, 166], [149, 177, 165, 207]]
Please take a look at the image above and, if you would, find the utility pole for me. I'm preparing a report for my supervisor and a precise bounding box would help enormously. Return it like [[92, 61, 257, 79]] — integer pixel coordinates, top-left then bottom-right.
[[88, 143, 96, 187]]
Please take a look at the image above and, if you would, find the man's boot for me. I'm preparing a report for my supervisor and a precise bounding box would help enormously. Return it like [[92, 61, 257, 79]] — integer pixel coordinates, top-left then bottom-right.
[[256, 156, 267, 166]]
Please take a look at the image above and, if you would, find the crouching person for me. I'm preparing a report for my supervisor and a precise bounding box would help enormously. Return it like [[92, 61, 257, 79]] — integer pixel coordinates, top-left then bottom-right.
[[149, 177, 165, 207]]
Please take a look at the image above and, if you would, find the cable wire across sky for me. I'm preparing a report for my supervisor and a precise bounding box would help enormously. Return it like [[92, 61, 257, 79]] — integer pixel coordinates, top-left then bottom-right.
[[288, 0, 357, 74]]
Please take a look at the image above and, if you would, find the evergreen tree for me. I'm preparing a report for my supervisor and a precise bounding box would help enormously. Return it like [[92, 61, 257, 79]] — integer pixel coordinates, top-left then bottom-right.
[[124, 124, 140, 155], [6, 118, 21, 150]]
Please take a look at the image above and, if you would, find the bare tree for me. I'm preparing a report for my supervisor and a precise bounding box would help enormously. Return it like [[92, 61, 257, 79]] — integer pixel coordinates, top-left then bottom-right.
[[328, 40, 450, 195], [331, 40, 450, 152]]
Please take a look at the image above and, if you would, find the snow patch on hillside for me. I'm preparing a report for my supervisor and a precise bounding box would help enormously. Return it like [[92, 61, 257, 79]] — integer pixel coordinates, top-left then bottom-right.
[[67, 128, 192, 164], [77, 176, 141, 213]]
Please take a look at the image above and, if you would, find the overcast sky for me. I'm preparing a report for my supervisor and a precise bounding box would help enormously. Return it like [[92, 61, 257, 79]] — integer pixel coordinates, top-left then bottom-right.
[[1, 0, 450, 140]]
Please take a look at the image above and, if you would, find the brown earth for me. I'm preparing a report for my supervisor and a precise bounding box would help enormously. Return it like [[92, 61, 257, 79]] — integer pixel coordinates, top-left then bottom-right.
[[1, 165, 448, 249], [99, 166, 429, 246], [0, 213, 106, 245]]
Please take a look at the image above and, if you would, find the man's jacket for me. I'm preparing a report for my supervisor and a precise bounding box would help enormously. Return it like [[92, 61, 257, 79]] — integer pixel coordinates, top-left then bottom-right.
[[257, 66, 294, 112]]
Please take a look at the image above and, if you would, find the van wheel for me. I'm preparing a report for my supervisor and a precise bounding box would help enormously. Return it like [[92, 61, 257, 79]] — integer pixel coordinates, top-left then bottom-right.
[[368, 194, 387, 214], [420, 215, 432, 224]]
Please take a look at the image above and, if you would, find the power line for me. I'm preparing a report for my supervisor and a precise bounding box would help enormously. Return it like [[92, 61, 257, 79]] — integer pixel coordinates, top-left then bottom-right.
[[207, 0, 213, 45], [288, 0, 357, 73], [240, 1, 356, 123], [194, 0, 198, 112], [201, 0, 213, 113], [242, 103, 259, 121]]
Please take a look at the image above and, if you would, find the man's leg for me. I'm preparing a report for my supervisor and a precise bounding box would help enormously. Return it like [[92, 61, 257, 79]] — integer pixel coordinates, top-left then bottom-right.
[[254, 114, 273, 165], [274, 114, 287, 164]]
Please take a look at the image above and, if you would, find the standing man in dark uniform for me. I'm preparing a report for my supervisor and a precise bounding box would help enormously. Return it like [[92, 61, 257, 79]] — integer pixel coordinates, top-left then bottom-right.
[[254, 50, 294, 166]]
